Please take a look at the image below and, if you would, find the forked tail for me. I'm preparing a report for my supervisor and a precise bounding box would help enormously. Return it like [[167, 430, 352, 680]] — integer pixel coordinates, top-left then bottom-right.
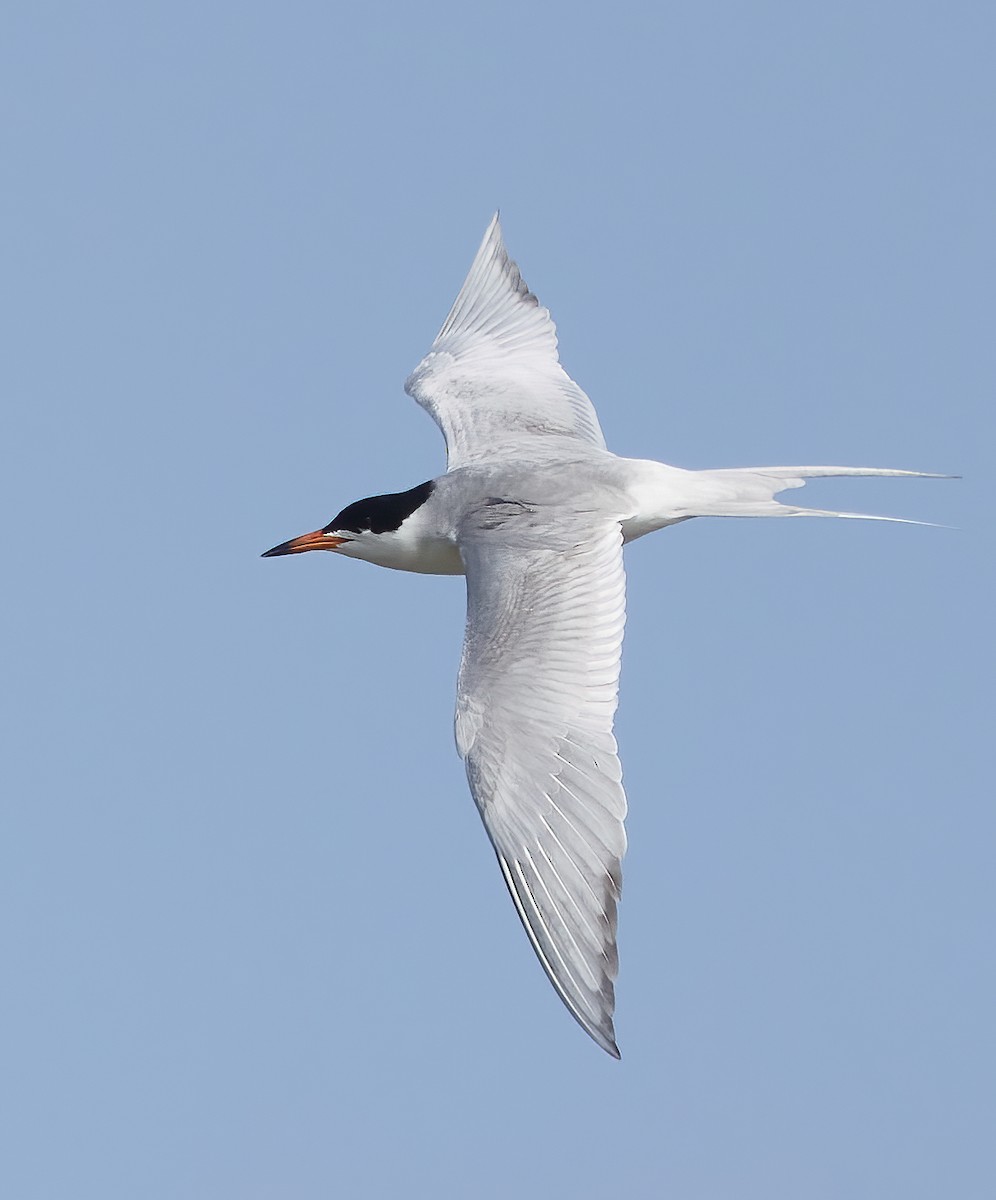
[[676, 465, 951, 525]]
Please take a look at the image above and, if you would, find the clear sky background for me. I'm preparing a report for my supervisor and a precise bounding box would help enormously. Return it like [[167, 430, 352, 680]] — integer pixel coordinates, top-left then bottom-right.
[[3, 3, 992, 1197]]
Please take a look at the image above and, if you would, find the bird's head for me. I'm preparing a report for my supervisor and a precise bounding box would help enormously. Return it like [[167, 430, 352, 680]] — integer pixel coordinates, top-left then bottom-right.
[[262, 480, 437, 566]]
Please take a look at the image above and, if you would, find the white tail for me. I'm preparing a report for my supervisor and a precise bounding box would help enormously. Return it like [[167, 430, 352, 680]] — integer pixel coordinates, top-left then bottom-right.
[[653, 465, 952, 526]]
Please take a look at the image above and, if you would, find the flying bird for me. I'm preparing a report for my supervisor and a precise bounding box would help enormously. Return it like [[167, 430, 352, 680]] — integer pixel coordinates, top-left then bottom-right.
[[263, 215, 941, 1057]]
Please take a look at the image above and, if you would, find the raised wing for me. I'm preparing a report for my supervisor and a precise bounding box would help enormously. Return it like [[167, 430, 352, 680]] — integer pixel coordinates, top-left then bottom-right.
[[405, 214, 607, 468], [455, 505, 627, 1056]]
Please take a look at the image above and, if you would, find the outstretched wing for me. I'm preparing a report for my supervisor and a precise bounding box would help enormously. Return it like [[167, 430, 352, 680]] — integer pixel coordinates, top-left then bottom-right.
[[455, 506, 627, 1056], [405, 214, 607, 468]]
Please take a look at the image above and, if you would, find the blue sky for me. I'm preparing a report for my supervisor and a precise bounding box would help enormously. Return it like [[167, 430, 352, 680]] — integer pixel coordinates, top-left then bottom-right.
[[3, 2, 991, 1197]]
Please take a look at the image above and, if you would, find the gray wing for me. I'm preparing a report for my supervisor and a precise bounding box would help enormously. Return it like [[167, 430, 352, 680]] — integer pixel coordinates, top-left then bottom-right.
[[404, 214, 607, 468], [455, 507, 627, 1056]]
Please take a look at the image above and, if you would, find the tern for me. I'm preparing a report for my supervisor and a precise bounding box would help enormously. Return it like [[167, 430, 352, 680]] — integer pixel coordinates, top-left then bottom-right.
[[264, 214, 941, 1057]]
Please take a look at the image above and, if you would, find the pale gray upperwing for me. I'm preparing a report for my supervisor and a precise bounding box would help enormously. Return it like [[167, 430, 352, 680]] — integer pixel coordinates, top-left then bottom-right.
[[405, 214, 607, 468]]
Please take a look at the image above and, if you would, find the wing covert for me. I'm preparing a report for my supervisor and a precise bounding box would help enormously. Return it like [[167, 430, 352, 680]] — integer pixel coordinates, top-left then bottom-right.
[[404, 214, 607, 467], [455, 507, 627, 1056]]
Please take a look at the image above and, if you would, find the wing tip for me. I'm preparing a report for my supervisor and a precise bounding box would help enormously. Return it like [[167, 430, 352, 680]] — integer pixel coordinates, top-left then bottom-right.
[[495, 849, 622, 1059], [581, 1008, 621, 1058], [479, 209, 504, 264], [480, 210, 536, 308], [599, 1030, 622, 1060]]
